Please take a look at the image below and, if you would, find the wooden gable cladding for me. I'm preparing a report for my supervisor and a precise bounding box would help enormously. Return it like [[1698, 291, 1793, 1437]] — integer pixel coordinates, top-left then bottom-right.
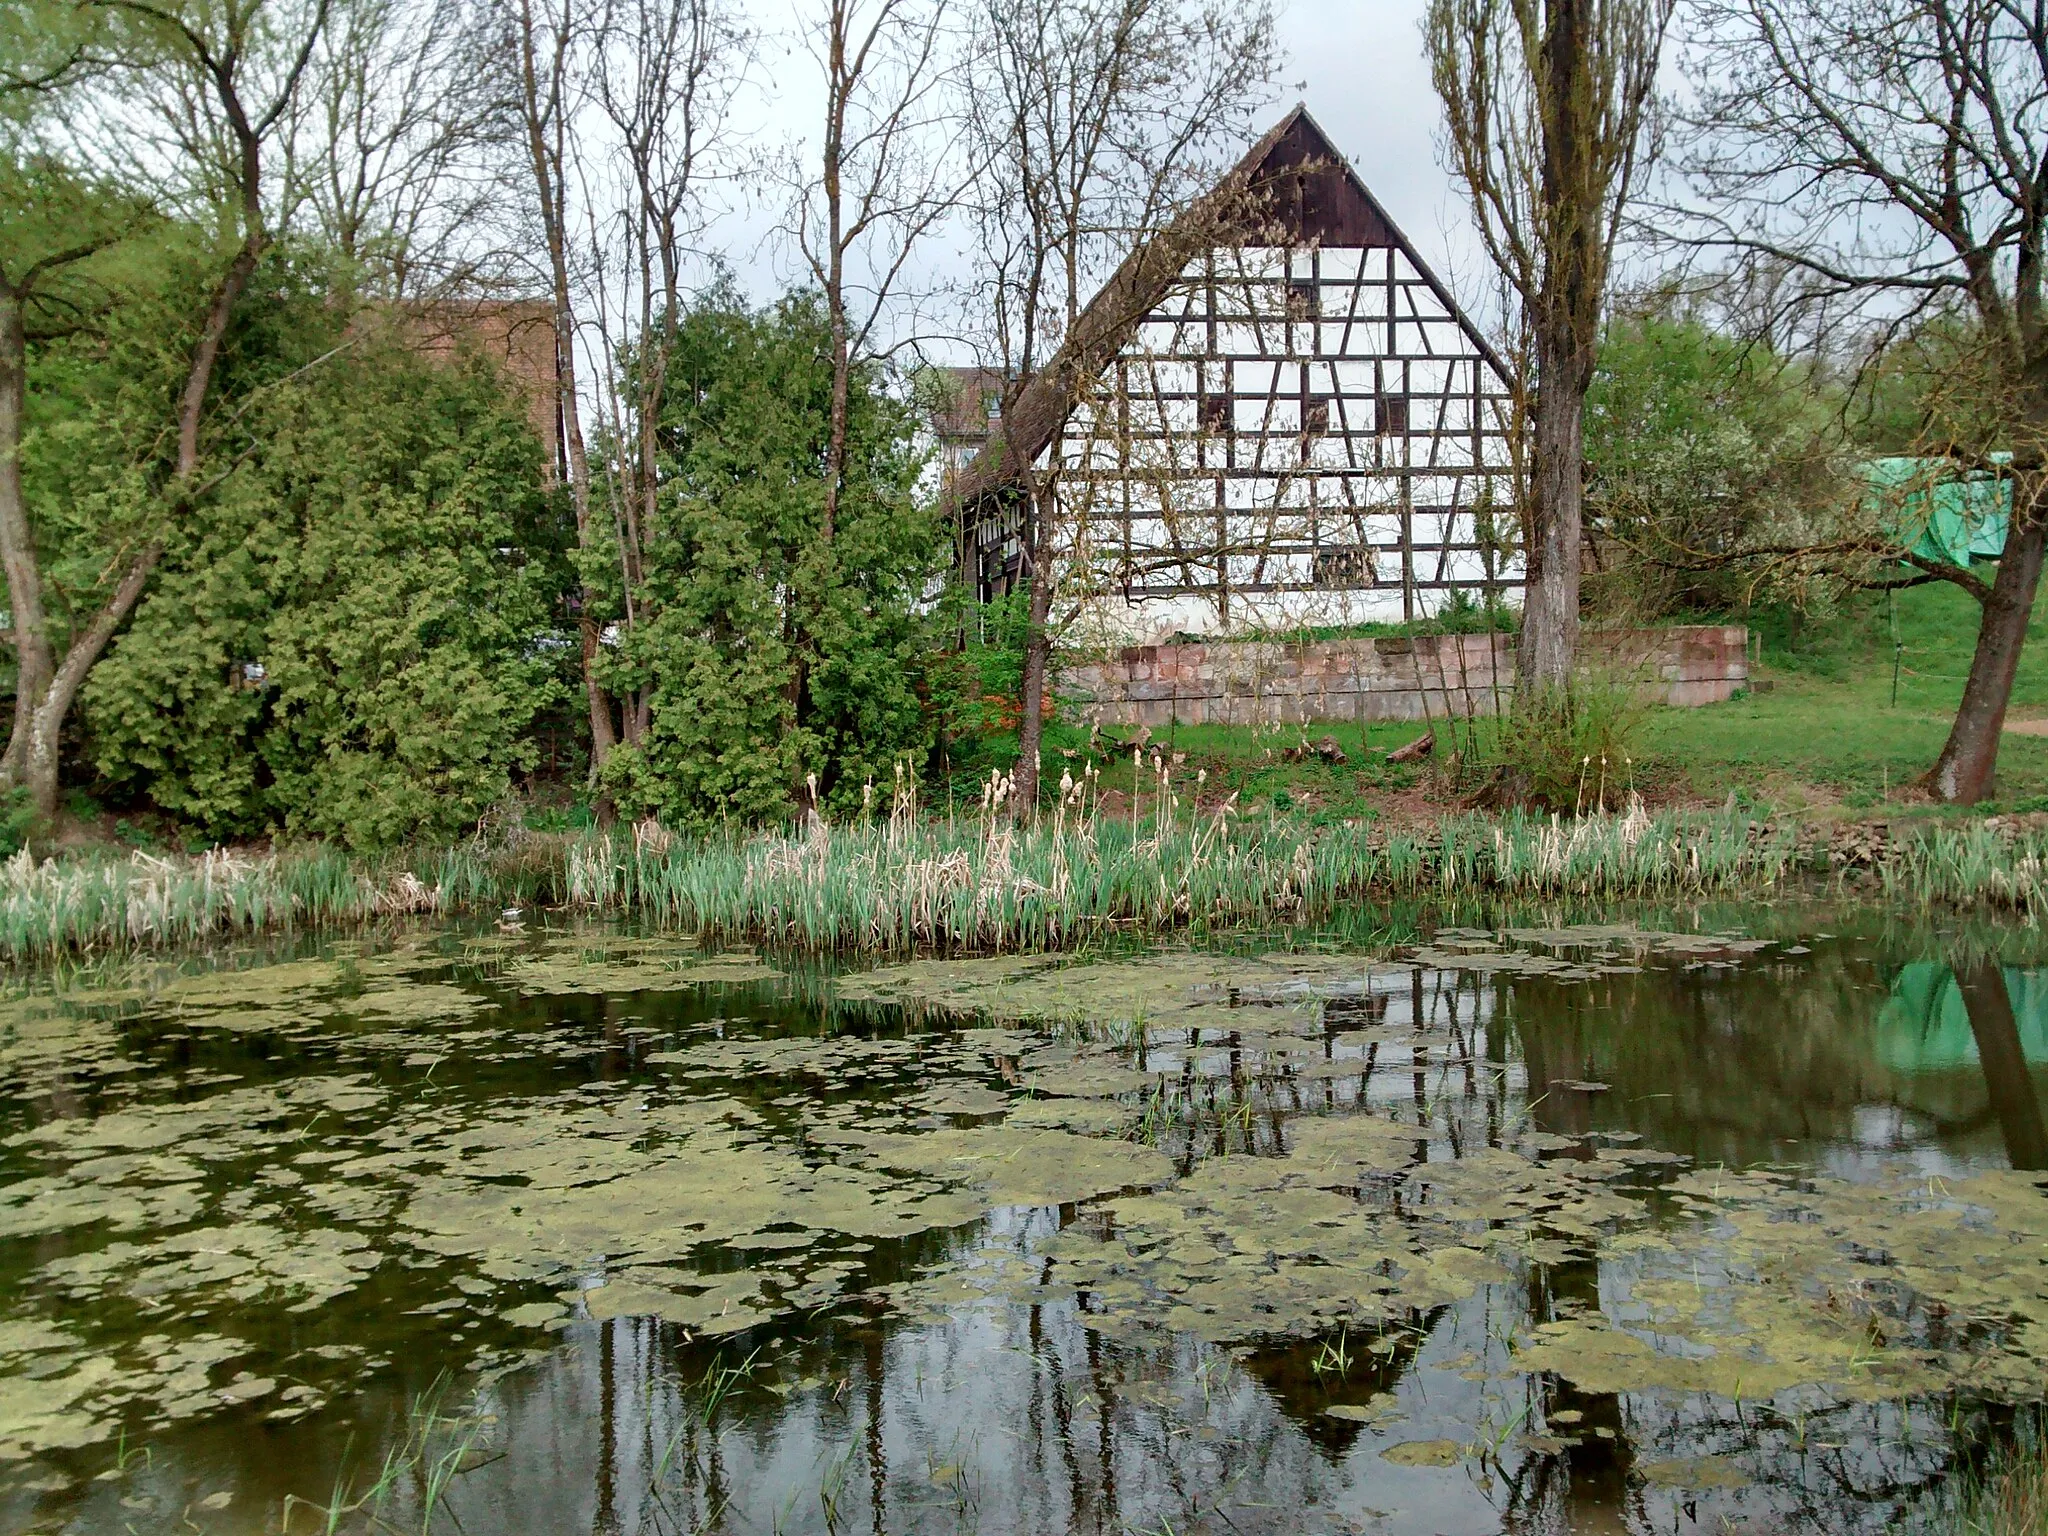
[[1242, 110, 1401, 250]]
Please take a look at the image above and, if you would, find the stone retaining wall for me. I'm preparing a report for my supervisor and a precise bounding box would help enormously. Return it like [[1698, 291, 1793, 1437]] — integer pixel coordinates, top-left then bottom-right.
[[1062, 625, 1748, 727]]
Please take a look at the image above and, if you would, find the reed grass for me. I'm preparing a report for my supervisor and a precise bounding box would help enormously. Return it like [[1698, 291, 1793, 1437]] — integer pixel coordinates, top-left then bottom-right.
[[1924, 1412, 2048, 1536], [561, 793, 1803, 953], [0, 838, 569, 964], [4, 782, 2045, 964], [1960, 1443, 2048, 1536], [1880, 821, 2048, 915]]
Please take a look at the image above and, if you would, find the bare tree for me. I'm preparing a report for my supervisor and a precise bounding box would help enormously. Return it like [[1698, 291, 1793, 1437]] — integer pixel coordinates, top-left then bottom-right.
[[1683, 0, 2048, 803], [1425, 0, 1672, 691], [295, 0, 502, 297], [795, 0, 960, 549], [584, 0, 747, 746], [487, 0, 620, 776], [0, 0, 331, 821], [958, 0, 1277, 815]]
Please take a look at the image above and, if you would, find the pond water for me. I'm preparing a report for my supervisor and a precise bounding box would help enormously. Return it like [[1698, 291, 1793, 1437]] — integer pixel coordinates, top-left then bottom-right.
[[1, 909, 2045, 1535]]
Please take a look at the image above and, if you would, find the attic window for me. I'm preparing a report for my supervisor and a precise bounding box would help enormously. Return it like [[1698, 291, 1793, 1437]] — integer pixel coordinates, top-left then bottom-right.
[[1200, 392, 1231, 434], [983, 390, 1001, 423], [1285, 278, 1318, 318], [1302, 397, 1331, 438], [1375, 392, 1408, 438]]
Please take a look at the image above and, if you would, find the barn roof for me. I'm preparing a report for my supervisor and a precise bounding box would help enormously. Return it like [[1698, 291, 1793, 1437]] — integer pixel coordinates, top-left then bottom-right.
[[948, 104, 1509, 514]]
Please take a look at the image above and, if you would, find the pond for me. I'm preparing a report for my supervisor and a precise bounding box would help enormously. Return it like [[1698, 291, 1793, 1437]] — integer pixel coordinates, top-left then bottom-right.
[[0, 908, 2044, 1534]]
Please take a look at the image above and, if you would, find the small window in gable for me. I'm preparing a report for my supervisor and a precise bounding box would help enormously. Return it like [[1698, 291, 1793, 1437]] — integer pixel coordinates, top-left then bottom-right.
[[1199, 392, 1231, 435]]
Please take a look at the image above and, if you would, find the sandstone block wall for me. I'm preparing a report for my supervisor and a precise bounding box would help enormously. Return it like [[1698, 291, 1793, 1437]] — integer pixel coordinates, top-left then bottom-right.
[[1061, 625, 1748, 727]]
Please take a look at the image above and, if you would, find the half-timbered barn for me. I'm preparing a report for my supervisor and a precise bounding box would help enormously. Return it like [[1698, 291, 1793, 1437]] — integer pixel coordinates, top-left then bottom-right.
[[949, 106, 1521, 643]]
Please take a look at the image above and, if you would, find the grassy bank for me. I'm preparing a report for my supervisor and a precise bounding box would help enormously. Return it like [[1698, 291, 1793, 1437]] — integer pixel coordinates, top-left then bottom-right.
[[1643, 580, 2048, 809], [7, 796, 2048, 963], [1021, 584, 2048, 818]]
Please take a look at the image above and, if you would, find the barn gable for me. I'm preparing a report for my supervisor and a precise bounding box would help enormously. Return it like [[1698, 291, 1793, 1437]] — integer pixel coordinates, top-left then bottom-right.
[[959, 105, 1522, 639]]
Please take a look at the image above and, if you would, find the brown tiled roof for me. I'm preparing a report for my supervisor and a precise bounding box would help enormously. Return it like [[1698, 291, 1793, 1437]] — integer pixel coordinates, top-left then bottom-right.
[[947, 104, 1509, 514]]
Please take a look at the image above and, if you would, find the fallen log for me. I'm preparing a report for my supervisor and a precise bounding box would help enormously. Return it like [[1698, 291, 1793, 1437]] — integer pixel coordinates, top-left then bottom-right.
[[1386, 729, 1436, 764]]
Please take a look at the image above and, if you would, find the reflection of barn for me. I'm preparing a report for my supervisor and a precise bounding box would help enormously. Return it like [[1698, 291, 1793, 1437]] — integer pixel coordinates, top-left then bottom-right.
[[949, 106, 1521, 642]]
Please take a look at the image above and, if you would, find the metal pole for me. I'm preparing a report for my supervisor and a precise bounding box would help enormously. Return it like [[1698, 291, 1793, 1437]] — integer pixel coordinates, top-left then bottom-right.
[[1890, 587, 1902, 708]]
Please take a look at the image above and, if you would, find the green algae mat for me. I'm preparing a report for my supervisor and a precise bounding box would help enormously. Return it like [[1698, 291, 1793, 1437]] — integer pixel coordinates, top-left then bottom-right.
[[0, 918, 2043, 1534]]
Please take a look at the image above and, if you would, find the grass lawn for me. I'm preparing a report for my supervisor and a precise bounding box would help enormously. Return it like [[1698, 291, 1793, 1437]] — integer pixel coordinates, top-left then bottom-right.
[[1645, 581, 2048, 813], [1005, 580, 2048, 820]]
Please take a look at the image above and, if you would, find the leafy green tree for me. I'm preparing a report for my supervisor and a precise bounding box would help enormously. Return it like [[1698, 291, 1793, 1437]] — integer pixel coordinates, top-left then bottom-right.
[[77, 314, 573, 848], [0, 0, 334, 822], [596, 288, 942, 827], [1583, 307, 1840, 616]]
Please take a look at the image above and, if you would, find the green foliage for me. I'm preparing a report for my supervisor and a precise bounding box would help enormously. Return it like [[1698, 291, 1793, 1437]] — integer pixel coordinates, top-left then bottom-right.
[[1584, 305, 1842, 618], [0, 790, 33, 859], [0, 150, 154, 314], [1473, 676, 1650, 813], [597, 288, 944, 827], [925, 586, 1031, 782], [21, 237, 343, 661], [76, 299, 572, 850]]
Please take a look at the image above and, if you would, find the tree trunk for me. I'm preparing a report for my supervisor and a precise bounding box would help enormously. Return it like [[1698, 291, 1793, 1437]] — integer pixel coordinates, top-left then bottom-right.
[[819, 0, 848, 547], [23, 541, 162, 820], [0, 292, 54, 790], [1956, 957, 2048, 1171], [1013, 483, 1055, 820], [1926, 498, 2047, 804], [1518, 365, 1583, 692], [1516, 0, 1604, 695], [1518, 319, 1593, 690], [518, 4, 616, 783], [823, 305, 849, 546], [580, 615, 617, 759]]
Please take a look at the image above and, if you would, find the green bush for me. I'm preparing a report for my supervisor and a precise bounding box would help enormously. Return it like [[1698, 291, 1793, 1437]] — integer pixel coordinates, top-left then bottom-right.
[[1584, 305, 1842, 620], [80, 318, 572, 851], [0, 790, 33, 858], [1473, 674, 1650, 813], [597, 288, 945, 828]]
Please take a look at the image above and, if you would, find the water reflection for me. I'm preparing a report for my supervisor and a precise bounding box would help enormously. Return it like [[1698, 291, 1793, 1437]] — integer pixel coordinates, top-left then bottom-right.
[[0, 921, 2043, 1534], [1507, 940, 2048, 1175], [1892, 959, 2048, 1170]]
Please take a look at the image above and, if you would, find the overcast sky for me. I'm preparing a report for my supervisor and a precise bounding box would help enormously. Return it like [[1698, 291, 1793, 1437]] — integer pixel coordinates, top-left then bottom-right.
[[1271, 0, 1487, 287], [712, 0, 1493, 347]]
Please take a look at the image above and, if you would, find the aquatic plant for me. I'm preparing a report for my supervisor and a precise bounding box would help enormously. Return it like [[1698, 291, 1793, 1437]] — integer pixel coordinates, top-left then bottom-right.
[[280, 1373, 495, 1535], [0, 837, 567, 963], [1924, 1411, 2048, 1536], [1879, 820, 2048, 916], [563, 792, 1805, 952], [8, 793, 2048, 961]]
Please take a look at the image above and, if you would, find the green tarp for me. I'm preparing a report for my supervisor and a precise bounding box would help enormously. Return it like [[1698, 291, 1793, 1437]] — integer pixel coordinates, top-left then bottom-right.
[[1865, 456, 2011, 566]]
